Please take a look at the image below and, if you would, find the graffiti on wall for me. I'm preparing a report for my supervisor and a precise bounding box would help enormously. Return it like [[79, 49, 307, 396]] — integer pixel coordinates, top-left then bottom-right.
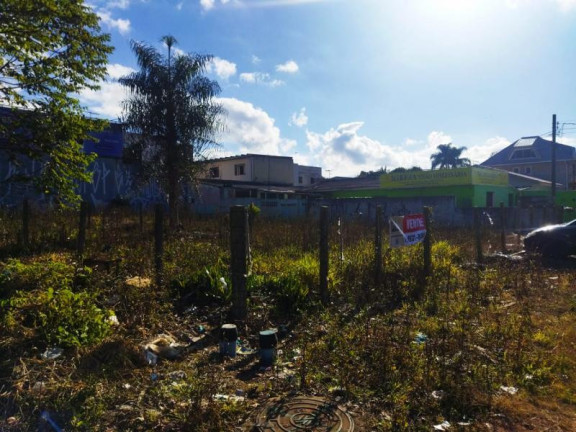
[[0, 155, 165, 209]]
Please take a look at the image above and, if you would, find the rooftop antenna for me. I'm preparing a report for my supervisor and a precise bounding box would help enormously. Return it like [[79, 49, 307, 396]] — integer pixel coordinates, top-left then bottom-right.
[[325, 169, 332, 178]]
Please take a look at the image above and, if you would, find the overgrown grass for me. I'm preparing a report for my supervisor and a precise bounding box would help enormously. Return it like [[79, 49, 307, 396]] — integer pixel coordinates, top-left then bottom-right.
[[0, 210, 574, 431]]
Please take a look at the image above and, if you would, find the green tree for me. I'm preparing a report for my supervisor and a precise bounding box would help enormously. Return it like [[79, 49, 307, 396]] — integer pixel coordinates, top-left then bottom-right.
[[0, 0, 113, 207], [120, 36, 223, 226], [430, 143, 471, 170], [390, 166, 423, 173]]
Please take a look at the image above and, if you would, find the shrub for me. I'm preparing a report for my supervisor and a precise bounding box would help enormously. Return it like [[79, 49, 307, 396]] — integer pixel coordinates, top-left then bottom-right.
[[0, 258, 112, 347]]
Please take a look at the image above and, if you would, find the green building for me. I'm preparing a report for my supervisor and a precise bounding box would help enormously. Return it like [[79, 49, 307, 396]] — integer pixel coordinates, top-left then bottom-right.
[[314, 166, 550, 208]]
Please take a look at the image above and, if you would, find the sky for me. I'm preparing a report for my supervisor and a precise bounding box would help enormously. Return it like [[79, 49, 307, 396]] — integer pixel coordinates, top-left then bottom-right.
[[81, 0, 576, 177]]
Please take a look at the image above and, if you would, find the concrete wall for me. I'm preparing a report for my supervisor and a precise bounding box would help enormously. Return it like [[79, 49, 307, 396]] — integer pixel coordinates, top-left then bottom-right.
[[0, 154, 164, 209], [294, 164, 322, 186], [252, 155, 293, 185]]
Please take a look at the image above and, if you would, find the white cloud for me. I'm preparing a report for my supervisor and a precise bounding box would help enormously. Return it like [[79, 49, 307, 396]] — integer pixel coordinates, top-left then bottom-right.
[[252, 55, 261, 65], [304, 126, 460, 176], [306, 123, 407, 176], [106, 63, 135, 80], [176, 2, 184, 10], [234, 0, 330, 8], [557, 136, 576, 146], [200, 0, 215, 10], [289, 108, 308, 127], [239, 72, 285, 87], [217, 97, 296, 155], [554, 0, 576, 11], [97, 10, 131, 35], [105, 0, 131, 8], [464, 136, 511, 165], [207, 57, 237, 80], [199, 0, 232, 10], [505, 0, 576, 11], [78, 64, 135, 119], [276, 60, 299, 74]]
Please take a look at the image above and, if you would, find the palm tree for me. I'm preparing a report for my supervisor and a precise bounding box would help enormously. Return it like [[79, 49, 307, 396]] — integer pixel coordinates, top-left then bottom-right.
[[430, 143, 471, 170], [120, 35, 223, 226]]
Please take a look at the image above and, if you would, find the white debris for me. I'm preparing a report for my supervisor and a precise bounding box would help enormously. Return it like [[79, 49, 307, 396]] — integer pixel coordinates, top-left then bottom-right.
[[434, 420, 451, 430], [500, 386, 518, 395]]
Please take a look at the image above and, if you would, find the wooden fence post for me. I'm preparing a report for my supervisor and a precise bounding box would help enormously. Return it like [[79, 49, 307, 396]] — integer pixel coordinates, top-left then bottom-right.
[[77, 201, 87, 258], [154, 204, 164, 288], [319, 206, 329, 306], [374, 205, 382, 285], [230, 206, 249, 321], [474, 207, 483, 264], [500, 202, 506, 253]]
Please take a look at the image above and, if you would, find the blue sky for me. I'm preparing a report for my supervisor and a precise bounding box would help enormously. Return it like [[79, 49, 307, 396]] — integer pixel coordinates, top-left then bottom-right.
[[81, 0, 576, 177]]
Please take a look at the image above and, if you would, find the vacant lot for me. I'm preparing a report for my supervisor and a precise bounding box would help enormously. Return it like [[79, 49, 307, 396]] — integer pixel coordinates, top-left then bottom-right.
[[0, 208, 575, 431]]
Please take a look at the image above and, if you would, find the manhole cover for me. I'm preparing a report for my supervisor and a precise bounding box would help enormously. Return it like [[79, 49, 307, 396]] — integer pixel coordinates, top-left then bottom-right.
[[252, 395, 354, 431]]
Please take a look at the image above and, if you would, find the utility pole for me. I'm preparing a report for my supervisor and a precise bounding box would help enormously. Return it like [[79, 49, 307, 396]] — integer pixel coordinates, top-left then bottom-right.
[[551, 114, 557, 201]]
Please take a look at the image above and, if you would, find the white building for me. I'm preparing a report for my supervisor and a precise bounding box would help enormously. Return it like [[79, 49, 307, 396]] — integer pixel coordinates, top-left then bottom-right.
[[205, 154, 322, 187]]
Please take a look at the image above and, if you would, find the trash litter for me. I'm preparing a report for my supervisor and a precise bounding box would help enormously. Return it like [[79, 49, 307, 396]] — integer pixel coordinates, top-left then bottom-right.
[[168, 370, 187, 381], [107, 315, 119, 326], [220, 324, 238, 357], [431, 390, 445, 400], [433, 420, 451, 430], [500, 386, 518, 395], [41, 347, 63, 360], [125, 276, 152, 288], [145, 350, 158, 366], [144, 334, 182, 360], [413, 332, 428, 344], [213, 393, 245, 403], [40, 411, 63, 432], [32, 381, 46, 393], [150, 373, 159, 381], [196, 324, 205, 334]]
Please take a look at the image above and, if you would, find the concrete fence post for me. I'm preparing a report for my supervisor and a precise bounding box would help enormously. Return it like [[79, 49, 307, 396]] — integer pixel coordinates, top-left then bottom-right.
[[230, 205, 249, 321], [423, 206, 432, 278], [474, 207, 483, 264], [500, 202, 506, 253], [319, 206, 329, 306], [374, 205, 382, 285], [154, 204, 164, 288]]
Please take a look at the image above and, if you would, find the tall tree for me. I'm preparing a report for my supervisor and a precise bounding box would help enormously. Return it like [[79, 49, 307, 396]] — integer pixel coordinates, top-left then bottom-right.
[[430, 143, 471, 170], [0, 0, 113, 206], [120, 36, 223, 226]]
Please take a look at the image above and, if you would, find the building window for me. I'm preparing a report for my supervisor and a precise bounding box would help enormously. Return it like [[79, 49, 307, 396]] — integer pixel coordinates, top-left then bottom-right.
[[510, 149, 536, 160], [524, 166, 532, 175], [513, 167, 519, 173], [209, 167, 220, 178], [298, 176, 303, 184], [234, 164, 245, 176], [310, 177, 315, 184]]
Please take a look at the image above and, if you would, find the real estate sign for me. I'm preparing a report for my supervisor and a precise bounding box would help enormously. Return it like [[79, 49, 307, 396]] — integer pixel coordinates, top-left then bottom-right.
[[389, 213, 427, 248]]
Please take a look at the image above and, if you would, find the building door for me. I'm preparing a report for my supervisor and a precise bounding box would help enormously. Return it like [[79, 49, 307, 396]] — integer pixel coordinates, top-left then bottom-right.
[[486, 191, 494, 208]]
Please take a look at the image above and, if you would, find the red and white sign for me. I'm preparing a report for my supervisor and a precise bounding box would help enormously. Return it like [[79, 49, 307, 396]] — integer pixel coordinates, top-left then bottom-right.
[[390, 213, 427, 248]]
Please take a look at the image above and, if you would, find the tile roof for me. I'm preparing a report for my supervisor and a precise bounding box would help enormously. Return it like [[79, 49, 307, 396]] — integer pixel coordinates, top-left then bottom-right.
[[481, 136, 575, 166]]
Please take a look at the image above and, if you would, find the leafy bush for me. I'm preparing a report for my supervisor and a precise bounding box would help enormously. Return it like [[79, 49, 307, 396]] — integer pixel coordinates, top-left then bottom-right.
[[170, 261, 231, 307], [0, 258, 112, 347]]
